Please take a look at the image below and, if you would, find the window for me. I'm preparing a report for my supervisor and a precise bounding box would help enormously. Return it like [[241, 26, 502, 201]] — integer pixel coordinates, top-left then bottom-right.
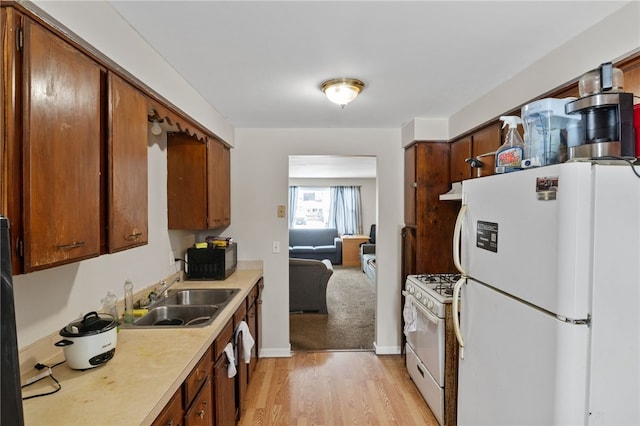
[[289, 185, 363, 235], [291, 187, 330, 228]]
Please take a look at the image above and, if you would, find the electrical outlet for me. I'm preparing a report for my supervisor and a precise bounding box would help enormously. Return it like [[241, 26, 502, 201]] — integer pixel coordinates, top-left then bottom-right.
[[169, 251, 176, 266], [272, 241, 280, 253]]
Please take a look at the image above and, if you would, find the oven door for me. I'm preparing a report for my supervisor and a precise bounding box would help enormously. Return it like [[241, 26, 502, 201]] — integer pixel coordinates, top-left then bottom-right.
[[404, 294, 446, 386]]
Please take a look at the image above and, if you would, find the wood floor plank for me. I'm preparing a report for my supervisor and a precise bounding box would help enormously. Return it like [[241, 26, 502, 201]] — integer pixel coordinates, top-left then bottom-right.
[[239, 351, 439, 426]]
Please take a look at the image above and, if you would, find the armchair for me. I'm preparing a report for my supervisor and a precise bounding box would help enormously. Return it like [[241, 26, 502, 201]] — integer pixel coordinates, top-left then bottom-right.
[[289, 258, 334, 314]]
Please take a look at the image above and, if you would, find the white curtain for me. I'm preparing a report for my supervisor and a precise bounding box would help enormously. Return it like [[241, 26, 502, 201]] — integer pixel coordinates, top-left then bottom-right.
[[288, 186, 298, 227], [328, 186, 362, 235]]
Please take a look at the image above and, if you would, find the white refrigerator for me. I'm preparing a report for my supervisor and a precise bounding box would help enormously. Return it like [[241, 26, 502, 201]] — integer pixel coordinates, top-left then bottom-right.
[[451, 162, 640, 425]]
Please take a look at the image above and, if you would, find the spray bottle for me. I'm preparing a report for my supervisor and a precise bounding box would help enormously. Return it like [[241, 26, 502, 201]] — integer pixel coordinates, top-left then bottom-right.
[[495, 116, 525, 174]]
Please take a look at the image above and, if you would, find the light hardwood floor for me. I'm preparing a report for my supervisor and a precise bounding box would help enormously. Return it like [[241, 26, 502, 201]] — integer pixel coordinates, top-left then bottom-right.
[[238, 351, 439, 425]]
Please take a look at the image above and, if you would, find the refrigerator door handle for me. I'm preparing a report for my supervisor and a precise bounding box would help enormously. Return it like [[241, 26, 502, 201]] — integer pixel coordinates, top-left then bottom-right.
[[453, 204, 467, 275], [453, 276, 466, 358]]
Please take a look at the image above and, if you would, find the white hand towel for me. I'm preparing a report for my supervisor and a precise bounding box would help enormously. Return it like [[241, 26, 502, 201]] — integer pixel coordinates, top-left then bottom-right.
[[403, 299, 417, 336], [235, 320, 255, 363], [224, 342, 237, 378]]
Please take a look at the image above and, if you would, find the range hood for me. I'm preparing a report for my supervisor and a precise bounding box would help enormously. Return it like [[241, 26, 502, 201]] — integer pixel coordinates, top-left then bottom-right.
[[439, 182, 462, 201]]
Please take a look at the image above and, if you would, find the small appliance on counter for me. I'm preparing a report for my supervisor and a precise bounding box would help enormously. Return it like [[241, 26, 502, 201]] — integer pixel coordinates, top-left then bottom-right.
[[55, 311, 118, 370], [564, 62, 636, 159], [521, 98, 582, 167], [186, 241, 237, 280]]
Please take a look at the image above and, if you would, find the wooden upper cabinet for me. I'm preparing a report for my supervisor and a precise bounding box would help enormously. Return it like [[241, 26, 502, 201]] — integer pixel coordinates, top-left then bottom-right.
[[207, 138, 231, 228], [404, 144, 417, 226], [168, 133, 208, 229], [471, 122, 502, 178], [167, 133, 230, 230], [22, 18, 104, 271], [107, 72, 148, 252], [450, 136, 472, 182]]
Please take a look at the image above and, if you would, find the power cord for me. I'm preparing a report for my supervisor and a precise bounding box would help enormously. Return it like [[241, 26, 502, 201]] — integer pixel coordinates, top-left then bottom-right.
[[21, 360, 66, 400], [591, 156, 640, 179]]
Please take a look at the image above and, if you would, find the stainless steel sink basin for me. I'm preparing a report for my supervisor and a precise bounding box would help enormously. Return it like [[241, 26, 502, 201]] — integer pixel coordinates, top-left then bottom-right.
[[164, 288, 240, 306], [133, 305, 220, 327], [123, 288, 240, 328]]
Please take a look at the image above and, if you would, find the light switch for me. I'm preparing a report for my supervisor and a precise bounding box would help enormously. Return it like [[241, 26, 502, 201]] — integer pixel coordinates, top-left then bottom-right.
[[277, 205, 286, 218], [272, 241, 280, 253]]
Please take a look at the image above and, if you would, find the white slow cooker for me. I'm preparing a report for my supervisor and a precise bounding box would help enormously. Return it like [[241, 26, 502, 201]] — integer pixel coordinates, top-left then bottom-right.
[[55, 311, 117, 370]]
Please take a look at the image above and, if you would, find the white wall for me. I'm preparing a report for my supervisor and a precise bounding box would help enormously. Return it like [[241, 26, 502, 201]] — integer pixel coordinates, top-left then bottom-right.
[[288, 177, 377, 236], [227, 129, 402, 356]]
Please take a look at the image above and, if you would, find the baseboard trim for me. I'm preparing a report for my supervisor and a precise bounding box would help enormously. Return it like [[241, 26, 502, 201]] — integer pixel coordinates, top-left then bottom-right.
[[373, 342, 401, 355], [259, 346, 292, 358]]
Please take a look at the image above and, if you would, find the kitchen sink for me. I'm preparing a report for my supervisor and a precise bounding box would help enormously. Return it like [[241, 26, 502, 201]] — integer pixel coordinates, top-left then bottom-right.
[[132, 305, 220, 327], [122, 288, 240, 328], [164, 288, 240, 306]]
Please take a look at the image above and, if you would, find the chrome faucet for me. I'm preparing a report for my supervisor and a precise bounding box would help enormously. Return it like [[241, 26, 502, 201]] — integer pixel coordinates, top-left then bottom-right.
[[148, 276, 181, 308]]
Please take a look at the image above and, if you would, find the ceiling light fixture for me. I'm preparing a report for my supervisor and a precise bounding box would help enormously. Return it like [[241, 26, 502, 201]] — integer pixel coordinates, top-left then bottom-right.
[[320, 78, 365, 108]]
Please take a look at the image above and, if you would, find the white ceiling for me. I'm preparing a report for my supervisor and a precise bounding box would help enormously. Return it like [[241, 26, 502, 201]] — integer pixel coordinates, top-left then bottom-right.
[[108, 1, 630, 130]]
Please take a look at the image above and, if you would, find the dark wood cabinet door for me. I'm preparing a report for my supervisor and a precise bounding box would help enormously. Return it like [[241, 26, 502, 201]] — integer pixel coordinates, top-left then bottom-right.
[[22, 19, 103, 271], [213, 348, 237, 426], [168, 133, 230, 230], [450, 137, 472, 182], [414, 143, 457, 273], [1, 8, 24, 274], [404, 145, 416, 226], [471, 122, 502, 178], [167, 133, 207, 229], [108, 72, 148, 252], [207, 139, 230, 229]]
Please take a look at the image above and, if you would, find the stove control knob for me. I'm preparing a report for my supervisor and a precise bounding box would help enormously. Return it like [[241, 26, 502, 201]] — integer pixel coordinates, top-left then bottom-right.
[[426, 299, 434, 310], [407, 284, 414, 294], [414, 290, 420, 301]]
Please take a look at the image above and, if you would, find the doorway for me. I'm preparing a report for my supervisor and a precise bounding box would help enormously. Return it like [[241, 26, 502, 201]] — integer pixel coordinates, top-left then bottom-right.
[[288, 155, 377, 351]]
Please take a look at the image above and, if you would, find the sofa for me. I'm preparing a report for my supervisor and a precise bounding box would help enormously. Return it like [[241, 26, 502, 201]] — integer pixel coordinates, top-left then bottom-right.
[[359, 224, 376, 284], [360, 244, 376, 285], [289, 258, 334, 314], [289, 228, 342, 265]]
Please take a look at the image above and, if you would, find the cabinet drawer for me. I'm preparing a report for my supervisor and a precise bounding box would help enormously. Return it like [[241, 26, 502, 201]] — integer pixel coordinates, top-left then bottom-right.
[[184, 378, 213, 426], [248, 284, 259, 307], [214, 319, 234, 360], [233, 301, 247, 326], [184, 347, 212, 406], [152, 387, 183, 426]]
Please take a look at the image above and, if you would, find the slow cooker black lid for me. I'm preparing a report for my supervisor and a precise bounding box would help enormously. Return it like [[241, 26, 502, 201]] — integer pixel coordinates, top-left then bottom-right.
[[61, 311, 117, 336]]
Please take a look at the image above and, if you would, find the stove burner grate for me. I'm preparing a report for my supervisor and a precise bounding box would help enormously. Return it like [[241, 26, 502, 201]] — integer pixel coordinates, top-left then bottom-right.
[[415, 273, 461, 284]]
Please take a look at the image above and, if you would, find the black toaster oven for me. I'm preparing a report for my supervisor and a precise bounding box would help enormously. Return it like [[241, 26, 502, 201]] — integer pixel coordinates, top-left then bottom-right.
[[186, 243, 237, 280]]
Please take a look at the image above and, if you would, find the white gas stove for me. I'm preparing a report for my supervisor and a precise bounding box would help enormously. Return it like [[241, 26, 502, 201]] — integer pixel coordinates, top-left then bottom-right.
[[404, 273, 461, 318], [404, 272, 462, 425]]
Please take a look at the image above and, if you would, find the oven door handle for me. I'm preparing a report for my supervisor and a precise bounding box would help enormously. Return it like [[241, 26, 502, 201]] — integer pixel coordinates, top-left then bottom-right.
[[453, 204, 467, 276], [452, 276, 465, 357], [403, 292, 440, 325]]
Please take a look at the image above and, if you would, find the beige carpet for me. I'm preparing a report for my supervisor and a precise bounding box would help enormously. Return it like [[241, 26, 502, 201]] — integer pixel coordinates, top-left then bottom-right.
[[289, 265, 375, 351]]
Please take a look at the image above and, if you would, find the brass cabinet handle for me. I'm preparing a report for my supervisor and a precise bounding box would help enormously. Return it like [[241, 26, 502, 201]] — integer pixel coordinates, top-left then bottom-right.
[[197, 369, 206, 382], [57, 241, 85, 250], [125, 232, 143, 241]]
